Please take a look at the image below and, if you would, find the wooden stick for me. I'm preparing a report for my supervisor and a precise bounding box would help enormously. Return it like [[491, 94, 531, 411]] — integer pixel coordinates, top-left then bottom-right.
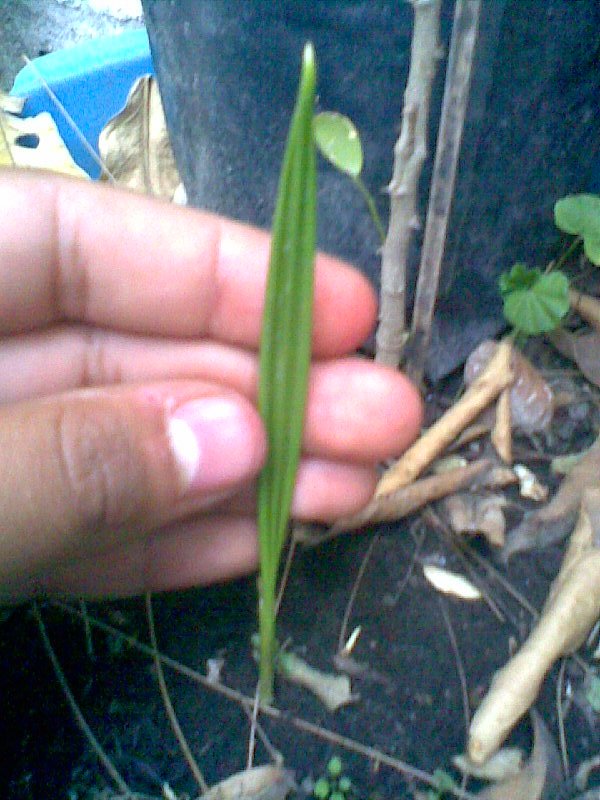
[[376, 340, 513, 497]]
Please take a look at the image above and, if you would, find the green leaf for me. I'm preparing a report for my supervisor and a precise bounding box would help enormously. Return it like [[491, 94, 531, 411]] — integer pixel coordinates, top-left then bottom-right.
[[256, 43, 317, 703], [554, 193, 600, 265], [327, 757, 343, 780], [499, 262, 540, 296], [500, 265, 570, 335], [314, 111, 363, 178]]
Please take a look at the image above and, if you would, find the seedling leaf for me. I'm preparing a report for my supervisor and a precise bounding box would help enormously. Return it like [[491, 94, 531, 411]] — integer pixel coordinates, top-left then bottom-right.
[[554, 193, 600, 265], [257, 43, 317, 703], [500, 264, 569, 335], [314, 111, 363, 178]]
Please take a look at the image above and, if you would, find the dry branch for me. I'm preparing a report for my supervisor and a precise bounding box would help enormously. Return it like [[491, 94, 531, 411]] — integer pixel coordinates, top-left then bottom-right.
[[332, 459, 490, 534], [375, 0, 442, 368], [405, 0, 482, 386], [570, 288, 600, 332], [376, 340, 513, 497]]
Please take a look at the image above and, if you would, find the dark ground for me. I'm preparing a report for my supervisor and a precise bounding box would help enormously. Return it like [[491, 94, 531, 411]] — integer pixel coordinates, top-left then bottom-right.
[[2, 359, 600, 799]]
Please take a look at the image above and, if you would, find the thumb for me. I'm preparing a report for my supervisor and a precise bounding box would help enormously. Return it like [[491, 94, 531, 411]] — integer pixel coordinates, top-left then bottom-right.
[[0, 382, 266, 595]]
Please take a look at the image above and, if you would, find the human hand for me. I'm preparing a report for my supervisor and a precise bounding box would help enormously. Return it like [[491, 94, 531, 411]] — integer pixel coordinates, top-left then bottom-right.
[[0, 170, 422, 601]]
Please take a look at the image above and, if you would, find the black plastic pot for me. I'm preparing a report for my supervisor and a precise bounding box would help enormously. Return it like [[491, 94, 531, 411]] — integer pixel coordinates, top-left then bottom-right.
[[142, 0, 600, 378]]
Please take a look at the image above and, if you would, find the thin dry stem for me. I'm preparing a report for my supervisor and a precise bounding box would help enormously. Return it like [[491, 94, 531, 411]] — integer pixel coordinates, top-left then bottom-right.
[[32, 602, 133, 797], [334, 459, 490, 533], [145, 593, 209, 793], [375, 0, 442, 368], [337, 535, 378, 653], [405, 0, 481, 386], [377, 340, 513, 496]]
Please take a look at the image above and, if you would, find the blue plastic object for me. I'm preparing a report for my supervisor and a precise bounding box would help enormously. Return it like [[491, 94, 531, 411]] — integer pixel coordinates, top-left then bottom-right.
[[10, 29, 153, 178]]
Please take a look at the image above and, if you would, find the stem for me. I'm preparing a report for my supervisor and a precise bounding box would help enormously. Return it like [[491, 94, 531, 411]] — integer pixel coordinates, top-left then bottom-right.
[[405, 0, 482, 387], [353, 175, 386, 244], [258, 580, 276, 704], [550, 235, 582, 273], [145, 593, 208, 793], [375, 0, 443, 368], [32, 602, 133, 797]]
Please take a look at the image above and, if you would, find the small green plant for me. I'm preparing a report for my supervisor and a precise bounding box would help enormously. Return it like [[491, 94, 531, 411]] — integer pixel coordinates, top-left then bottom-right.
[[555, 193, 600, 265], [499, 262, 570, 336], [256, 42, 318, 703], [499, 192, 600, 337], [313, 757, 355, 800], [424, 768, 457, 800], [313, 111, 385, 244]]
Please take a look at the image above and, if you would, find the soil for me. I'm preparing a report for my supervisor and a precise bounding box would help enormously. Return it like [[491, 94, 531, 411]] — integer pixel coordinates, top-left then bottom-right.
[[2, 345, 600, 800]]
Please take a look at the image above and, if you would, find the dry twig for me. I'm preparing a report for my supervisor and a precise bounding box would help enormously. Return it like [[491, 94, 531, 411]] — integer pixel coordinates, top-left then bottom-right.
[[375, 0, 442, 367], [377, 340, 513, 496]]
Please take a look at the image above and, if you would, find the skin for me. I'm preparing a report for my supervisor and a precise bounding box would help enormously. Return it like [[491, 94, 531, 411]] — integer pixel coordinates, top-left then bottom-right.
[[0, 169, 423, 601]]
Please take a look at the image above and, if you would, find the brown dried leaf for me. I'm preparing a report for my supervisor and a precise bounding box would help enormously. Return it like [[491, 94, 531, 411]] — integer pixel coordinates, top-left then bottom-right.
[[444, 492, 506, 547], [465, 340, 554, 433], [474, 711, 562, 799], [548, 327, 600, 390], [0, 104, 88, 177], [504, 434, 600, 558], [98, 74, 181, 199], [469, 489, 600, 763], [198, 766, 296, 800]]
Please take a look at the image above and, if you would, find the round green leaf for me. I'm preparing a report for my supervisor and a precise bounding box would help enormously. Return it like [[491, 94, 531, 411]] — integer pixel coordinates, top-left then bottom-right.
[[584, 232, 600, 265], [502, 270, 570, 335], [314, 111, 363, 178], [555, 194, 600, 265], [499, 262, 540, 296]]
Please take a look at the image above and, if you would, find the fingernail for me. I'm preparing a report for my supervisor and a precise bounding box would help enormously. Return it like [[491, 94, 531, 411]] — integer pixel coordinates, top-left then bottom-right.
[[168, 397, 261, 494]]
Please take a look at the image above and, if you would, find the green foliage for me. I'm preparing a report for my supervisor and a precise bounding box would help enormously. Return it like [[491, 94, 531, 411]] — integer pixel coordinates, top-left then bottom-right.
[[327, 757, 343, 780], [314, 110, 385, 244], [314, 111, 363, 178], [425, 768, 457, 799], [256, 42, 317, 703], [499, 262, 570, 336], [554, 193, 600, 265], [313, 757, 355, 800]]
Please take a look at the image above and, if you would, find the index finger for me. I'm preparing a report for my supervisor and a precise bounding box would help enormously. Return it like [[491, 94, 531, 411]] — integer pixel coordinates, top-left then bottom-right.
[[0, 170, 376, 356]]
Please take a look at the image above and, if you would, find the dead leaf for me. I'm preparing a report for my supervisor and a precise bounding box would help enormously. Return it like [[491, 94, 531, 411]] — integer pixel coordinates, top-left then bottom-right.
[[504, 434, 600, 559], [197, 766, 296, 800], [444, 492, 507, 547], [474, 711, 562, 799], [0, 91, 25, 115], [276, 650, 357, 712], [423, 564, 482, 600], [513, 464, 548, 502], [548, 327, 600, 390], [465, 340, 554, 433], [469, 489, 600, 763], [453, 747, 524, 782], [98, 74, 181, 199], [0, 101, 88, 177]]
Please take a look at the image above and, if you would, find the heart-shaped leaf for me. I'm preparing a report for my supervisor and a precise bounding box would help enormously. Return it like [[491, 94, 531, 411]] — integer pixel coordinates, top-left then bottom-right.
[[554, 193, 600, 265], [313, 111, 363, 178], [500, 264, 569, 335]]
